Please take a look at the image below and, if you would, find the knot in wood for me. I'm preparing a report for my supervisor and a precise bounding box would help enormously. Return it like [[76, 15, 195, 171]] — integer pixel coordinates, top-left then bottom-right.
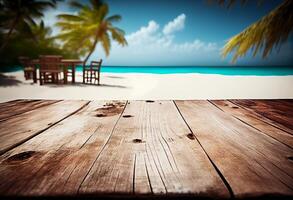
[[6, 151, 36, 162]]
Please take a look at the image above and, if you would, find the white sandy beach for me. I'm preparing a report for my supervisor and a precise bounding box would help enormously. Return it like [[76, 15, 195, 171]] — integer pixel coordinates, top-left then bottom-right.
[[0, 71, 293, 103]]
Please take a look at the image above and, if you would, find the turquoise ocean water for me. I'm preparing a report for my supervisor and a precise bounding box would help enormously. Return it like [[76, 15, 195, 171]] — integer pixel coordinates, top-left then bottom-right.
[[2, 65, 293, 76]]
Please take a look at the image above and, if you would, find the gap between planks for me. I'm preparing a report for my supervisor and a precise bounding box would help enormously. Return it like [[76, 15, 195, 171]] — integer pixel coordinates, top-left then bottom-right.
[[0, 100, 90, 156], [0, 99, 62, 122], [0, 100, 292, 198]]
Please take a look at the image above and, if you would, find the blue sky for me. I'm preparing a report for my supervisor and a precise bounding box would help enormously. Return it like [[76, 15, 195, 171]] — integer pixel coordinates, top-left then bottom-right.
[[43, 0, 293, 66]]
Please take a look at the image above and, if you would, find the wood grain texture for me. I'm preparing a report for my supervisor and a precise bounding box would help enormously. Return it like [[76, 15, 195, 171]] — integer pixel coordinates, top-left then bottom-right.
[[211, 100, 293, 148], [0, 100, 60, 121], [0, 99, 35, 112], [79, 100, 229, 198], [0, 100, 88, 155], [0, 99, 24, 108], [0, 99, 292, 199], [0, 101, 126, 196], [231, 99, 293, 134], [175, 100, 293, 198]]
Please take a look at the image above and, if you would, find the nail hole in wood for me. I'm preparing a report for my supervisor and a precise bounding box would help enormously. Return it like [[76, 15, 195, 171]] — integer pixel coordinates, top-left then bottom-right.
[[123, 115, 133, 118], [6, 151, 36, 162], [133, 139, 144, 143], [146, 100, 155, 103], [287, 156, 293, 161], [187, 133, 196, 140], [232, 106, 239, 109], [96, 113, 106, 117]]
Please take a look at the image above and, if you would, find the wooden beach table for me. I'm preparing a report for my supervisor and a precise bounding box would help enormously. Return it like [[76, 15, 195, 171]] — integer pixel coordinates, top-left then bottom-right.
[[31, 59, 83, 84], [0, 99, 292, 199], [61, 59, 83, 84]]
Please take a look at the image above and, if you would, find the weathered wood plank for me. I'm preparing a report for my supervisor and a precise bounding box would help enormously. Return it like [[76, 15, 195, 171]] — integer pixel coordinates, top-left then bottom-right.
[[0, 99, 35, 112], [0, 99, 24, 107], [0, 99, 292, 198], [175, 100, 293, 198], [79, 100, 229, 198], [231, 99, 293, 134], [0, 100, 88, 155], [0, 100, 60, 121], [211, 100, 293, 148], [0, 101, 126, 196]]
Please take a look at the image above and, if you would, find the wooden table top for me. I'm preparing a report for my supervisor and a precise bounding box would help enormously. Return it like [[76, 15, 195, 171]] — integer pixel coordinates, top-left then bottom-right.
[[0, 99, 292, 198], [30, 59, 83, 64], [61, 59, 83, 64]]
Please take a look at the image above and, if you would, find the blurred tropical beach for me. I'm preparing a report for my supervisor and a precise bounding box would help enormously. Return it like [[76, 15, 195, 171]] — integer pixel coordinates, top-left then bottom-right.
[[0, 1, 293, 199], [0, 0, 292, 101], [0, 0, 292, 95], [1, 69, 293, 102]]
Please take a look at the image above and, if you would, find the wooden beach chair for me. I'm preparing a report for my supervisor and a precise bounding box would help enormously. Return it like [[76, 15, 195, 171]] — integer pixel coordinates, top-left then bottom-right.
[[39, 55, 63, 85], [18, 56, 37, 83], [83, 59, 102, 85]]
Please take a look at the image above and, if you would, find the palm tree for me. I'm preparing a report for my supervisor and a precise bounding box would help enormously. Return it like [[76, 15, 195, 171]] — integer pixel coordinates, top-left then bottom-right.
[[56, 0, 127, 64], [212, 0, 293, 63], [30, 20, 55, 45], [0, 0, 58, 51]]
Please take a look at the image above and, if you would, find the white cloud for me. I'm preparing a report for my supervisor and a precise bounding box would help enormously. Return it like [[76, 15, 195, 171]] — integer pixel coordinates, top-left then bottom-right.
[[90, 14, 219, 65], [127, 20, 159, 45], [163, 14, 186, 35], [118, 14, 216, 54], [172, 40, 217, 52]]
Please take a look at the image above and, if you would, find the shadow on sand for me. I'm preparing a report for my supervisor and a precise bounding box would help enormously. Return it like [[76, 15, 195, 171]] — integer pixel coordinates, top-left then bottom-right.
[[47, 83, 128, 89], [0, 73, 22, 87], [105, 75, 126, 79]]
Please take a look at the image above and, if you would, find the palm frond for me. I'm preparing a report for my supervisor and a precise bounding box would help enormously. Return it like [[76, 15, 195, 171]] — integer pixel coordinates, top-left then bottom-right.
[[69, 0, 84, 9], [57, 14, 84, 22], [56, 0, 127, 61], [101, 32, 111, 56], [106, 15, 121, 23], [222, 0, 293, 63], [109, 26, 127, 46], [97, 4, 109, 21]]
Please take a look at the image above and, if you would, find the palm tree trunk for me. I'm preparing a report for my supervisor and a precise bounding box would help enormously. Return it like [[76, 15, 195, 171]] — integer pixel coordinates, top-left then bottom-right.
[[84, 37, 99, 65], [0, 16, 19, 52]]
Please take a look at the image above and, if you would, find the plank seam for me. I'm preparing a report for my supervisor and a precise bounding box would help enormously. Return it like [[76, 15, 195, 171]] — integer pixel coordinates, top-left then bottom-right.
[[79, 125, 102, 149], [209, 102, 293, 182], [252, 157, 293, 191], [229, 100, 293, 136], [0, 100, 62, 123], [77, 100, 128, 194], [173, 100, 234, 198], [0, 101, 91, 156], [208, 101, 293, 188], [208, 100, 293, 150]]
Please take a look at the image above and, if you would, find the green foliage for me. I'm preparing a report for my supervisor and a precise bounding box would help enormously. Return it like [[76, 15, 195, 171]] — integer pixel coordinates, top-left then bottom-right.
[[0, 36, 70, 67], [0, 0, 77, 68], [214, 0, 293, 63], [0, 21, 77, 68], [0, 0, 58, 50], [56, 0, 127, 63]]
